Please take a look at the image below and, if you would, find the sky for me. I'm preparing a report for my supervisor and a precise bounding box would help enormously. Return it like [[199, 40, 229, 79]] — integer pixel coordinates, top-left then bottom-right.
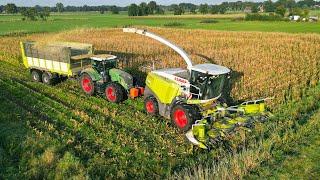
[[0, 0, 254, 7]]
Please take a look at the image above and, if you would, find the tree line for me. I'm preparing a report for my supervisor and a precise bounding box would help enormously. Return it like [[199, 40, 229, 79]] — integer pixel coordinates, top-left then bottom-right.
[[128, 0, 319, 16], [0, 3, 126, 14], [0, 0, 319, 18]]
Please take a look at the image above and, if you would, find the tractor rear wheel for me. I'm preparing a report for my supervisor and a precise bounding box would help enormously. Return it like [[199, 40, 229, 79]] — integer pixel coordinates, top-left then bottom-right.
[[144, 96, 159, 116], [105, 82, 124, 103], [80, 73, 95, 95], [42, 72, 53, 85], [171, 104, 200, 132], [31, 70, 42, 82]]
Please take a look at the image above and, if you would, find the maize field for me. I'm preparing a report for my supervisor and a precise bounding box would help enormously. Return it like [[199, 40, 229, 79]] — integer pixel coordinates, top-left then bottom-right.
[[1, 28, 320, 178]]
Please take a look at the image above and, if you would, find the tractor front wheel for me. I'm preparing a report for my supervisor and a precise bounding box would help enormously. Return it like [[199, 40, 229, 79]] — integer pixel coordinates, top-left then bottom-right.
[[144, 96, 159, 116], [171, 104, 199, 132], [80, 73, 95, 95], [105, 83, 124, 103], [31, 70, 42, 82]]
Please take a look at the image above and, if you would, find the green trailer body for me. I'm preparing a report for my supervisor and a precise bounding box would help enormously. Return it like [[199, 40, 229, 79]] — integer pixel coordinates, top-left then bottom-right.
[[20, 41, 93, 76]]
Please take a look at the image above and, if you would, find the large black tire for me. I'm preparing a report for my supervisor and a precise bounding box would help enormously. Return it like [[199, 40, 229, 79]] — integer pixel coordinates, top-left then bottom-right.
[[42, 72, 53, 85], [80, 73, 95, 96], [144, 96, 159, 116], [31, 70, 42, 82], [170, 104, 200, 132], [105, 82, 124, 103]]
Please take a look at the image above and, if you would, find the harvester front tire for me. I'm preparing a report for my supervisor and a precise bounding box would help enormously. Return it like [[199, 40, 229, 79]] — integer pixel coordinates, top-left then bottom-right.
[[42, 72, 53, 85], [80, 73, 95, 96], [31, 70, 42, 82], [105, 83, 124, 103], [171, 104, 199, 132], [144, 96, 159, 116]]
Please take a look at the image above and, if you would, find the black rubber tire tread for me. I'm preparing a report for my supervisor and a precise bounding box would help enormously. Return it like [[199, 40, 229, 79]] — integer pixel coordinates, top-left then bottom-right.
[[170, 104, 200, 132], [144, 95, 159, 116], [42, 72, 53, 85], [105, 82, 124, 103], [31, 70, 42, 82], [79, 73, 95, 96]]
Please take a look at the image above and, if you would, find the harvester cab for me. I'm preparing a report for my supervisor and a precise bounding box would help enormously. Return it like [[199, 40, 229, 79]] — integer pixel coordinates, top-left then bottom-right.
[[123, 28, 272, 149]]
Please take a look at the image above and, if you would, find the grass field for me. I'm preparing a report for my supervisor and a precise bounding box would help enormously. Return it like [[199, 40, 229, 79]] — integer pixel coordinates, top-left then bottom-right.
[[1, 26, 320, 178], [0, 12, 320, 36]]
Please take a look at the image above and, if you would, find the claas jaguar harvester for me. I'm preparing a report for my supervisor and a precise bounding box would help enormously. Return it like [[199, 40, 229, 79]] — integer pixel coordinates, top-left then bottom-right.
[[123, 28, 271, 149], [20, 41, 143, 102]]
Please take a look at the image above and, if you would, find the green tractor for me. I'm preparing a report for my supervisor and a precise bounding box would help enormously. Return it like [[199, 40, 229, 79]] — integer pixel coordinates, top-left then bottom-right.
[[124, 28, 272, 149], [20, 42, 142, 103], [78, 54, 138, 103]]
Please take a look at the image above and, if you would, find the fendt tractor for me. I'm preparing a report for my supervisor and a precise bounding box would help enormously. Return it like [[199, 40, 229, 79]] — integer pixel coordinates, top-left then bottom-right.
[[20, 41, 143, 103], [123, 28, 272, 149]]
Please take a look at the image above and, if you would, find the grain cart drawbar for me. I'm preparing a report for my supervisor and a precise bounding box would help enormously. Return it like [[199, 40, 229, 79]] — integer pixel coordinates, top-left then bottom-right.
[[20, 41, 143, 102], [123, 28, 272, 149]]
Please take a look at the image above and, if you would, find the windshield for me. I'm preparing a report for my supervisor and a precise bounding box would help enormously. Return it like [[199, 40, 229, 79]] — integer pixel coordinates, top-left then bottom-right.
[[92, 59, 117, 72], [190, 70, 226, 100]]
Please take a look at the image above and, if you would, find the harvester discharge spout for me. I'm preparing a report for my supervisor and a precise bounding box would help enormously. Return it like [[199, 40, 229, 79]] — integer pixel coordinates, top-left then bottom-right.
[[123, 28, 193, 70]]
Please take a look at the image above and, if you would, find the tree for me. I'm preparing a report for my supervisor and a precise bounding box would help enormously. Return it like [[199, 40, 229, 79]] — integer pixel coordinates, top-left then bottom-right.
[[264, 0, 276, 12], [148, 1, 157, 14], [4, 3, 18, 14], [139, 2, 150, 16], [252, 5, 259, 13], [82, 5, 88, 11], [290, 7, 303, 16], [210, 5, 219, 14], [0, 5, 3, 13], [39, 7, 50, 20], [110, 6, 119, 14], [199, 4, 209, 14], [302, 8, 309, 17], [155, 6, 165, 15], [99, 6, 106, 14], [219, 6, 227, 14], [171, 4, 183, 15], [56, 3, 64, 13], [128, 4, 139, 16], [190, 6, 197, 14], [275, 5, 286, 16], [21, 7, 38, 21]]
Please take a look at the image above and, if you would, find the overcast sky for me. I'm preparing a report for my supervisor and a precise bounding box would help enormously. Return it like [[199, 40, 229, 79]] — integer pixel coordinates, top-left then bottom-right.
[[0, 0, 257, 7]]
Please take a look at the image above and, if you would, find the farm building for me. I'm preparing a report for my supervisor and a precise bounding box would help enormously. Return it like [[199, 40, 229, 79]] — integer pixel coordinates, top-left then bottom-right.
[[244, 6, 252, 13]]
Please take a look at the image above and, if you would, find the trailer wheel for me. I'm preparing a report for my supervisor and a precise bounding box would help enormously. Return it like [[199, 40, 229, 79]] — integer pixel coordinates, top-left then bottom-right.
[[171, 104, 199, 132], [31, 70, 42, 82], [105, 83, 124, 103], [144, 96, 159, 116], [42, 72, 53, 85], [80, 73, 95, 95]]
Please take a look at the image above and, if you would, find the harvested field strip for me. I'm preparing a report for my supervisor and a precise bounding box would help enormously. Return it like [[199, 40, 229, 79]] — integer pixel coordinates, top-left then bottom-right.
[[0, 77, 200, 178]]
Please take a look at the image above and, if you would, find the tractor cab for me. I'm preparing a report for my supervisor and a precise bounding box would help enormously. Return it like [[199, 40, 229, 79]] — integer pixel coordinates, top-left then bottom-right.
[[91, 54, 118, 72], [90, 54, 118, 82]]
